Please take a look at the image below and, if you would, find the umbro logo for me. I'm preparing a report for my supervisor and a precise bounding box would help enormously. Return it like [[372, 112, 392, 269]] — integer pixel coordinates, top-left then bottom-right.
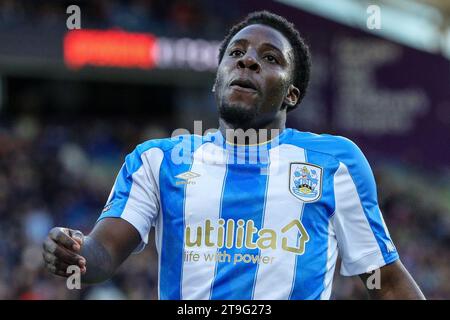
[[175, 171, 201, 185]]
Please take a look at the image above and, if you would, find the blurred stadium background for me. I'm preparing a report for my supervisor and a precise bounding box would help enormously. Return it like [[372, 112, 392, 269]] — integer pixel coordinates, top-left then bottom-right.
[[0, 0, 449, 300]]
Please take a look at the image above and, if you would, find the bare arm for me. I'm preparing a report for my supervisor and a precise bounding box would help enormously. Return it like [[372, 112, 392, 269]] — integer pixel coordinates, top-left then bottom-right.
[[359, 260, 425, 300], [80, 218, 141, 284], [43, 218, 141, 284]]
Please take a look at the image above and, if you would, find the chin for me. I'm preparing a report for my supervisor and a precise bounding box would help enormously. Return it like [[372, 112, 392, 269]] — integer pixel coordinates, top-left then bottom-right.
[[218, 102, 259, 128]]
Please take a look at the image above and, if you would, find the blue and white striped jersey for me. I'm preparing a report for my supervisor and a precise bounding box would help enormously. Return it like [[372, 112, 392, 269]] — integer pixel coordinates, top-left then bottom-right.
[[98, 128, 399, 300]]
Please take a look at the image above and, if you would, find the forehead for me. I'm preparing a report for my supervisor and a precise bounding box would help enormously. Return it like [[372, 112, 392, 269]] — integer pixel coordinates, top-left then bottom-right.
[[227, 24, 293, 55]]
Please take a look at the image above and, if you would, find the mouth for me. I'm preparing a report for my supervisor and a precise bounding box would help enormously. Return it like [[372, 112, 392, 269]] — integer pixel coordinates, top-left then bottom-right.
[[229, 79, 258, 93]]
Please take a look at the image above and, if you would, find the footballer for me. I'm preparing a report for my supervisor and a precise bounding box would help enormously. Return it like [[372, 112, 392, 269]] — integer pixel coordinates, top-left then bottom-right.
[[43, 11, 425, 300]]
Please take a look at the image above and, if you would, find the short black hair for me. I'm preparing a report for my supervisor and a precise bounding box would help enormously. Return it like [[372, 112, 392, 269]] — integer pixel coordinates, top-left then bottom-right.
[[218, 11, 311, 112]]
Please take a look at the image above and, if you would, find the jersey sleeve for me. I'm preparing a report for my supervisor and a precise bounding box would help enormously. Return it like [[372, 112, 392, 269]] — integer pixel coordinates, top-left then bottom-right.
[[97, 145, 163, 253], [332, 138, 399, 276]]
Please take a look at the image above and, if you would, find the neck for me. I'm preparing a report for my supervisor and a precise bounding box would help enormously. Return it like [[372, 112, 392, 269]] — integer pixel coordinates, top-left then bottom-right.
[[219, 111, 286, 145]]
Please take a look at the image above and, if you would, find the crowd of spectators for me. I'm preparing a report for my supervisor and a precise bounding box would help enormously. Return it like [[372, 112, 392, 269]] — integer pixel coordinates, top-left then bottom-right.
[[0, 0, 239, 38], [0, 114, 449, 300], [0, 115, 166, 299]]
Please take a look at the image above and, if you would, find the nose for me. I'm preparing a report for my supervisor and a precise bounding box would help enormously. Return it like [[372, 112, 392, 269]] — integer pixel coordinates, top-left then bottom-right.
[[237, 52, 260, 73]]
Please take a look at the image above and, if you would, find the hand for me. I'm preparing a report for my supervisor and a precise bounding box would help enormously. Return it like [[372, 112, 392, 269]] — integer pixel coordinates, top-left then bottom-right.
[[42, 227, 87, 277]]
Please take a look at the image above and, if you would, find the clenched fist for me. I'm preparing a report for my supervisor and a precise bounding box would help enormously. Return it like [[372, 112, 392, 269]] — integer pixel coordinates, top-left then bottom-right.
[[42, 227, 87, 277]]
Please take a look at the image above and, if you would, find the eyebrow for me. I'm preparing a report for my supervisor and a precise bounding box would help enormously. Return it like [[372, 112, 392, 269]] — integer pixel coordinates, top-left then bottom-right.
[[229, 39, 284, 56]]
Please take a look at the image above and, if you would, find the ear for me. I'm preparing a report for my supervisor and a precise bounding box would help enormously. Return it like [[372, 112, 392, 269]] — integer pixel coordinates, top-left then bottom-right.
[[212, 83, 216, 93], [283, 85, 300, 108]]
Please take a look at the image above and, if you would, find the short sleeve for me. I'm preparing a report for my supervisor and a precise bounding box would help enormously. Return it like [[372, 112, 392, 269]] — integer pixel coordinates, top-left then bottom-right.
[[332, 139, 399, 276], [97, 145, 164, 253]]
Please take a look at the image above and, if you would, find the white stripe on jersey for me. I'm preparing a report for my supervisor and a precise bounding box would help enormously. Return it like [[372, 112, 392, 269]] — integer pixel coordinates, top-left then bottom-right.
[[252, 144, 306, 299], [122, 148, 164, 253], [320, 219, 338, 300], [181, 143, 228, 299], [333, 162, 386, 276], [143, 148, 164, 300]]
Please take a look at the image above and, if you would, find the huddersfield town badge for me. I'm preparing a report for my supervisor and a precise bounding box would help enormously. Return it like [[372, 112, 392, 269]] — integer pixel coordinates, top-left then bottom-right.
[[289, 163, 323, 202]]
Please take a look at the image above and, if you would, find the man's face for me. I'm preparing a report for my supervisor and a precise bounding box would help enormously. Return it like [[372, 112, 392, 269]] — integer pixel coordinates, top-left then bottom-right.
[[214, 24, 298, 128]]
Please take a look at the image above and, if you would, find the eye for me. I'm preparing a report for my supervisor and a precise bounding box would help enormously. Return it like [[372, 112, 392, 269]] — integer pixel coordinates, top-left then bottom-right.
[[264, 55, 278, 64], [229, 49, 244, 57]]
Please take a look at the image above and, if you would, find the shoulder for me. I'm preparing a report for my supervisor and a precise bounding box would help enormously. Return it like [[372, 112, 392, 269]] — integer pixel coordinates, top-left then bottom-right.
[[128, 134, 211, 168], [287, 129, 366, 165], [134, 134, 207, 154], [135, 137, 178, 155], [120, 135, 190, 173], [288, 130, 379, 197]]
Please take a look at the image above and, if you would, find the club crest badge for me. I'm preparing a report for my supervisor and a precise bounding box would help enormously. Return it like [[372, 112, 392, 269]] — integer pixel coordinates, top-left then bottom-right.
[[289, 163, 323, 202]]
